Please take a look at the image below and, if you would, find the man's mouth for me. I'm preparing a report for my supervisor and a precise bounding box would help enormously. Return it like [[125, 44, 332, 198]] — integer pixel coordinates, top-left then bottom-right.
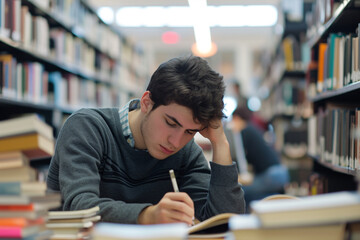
[[160, 145, 174, 154]]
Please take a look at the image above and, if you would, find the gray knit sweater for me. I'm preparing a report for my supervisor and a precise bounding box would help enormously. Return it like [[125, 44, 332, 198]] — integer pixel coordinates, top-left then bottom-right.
[[46, 108, 245, 223]]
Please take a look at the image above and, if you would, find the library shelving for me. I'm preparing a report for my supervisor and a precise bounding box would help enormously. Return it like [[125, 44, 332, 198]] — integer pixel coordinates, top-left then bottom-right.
[[0, 0, 148, 137], [0, 0, 149, 174], [259, 3, 314, 195], [305, 0, 360, 194]]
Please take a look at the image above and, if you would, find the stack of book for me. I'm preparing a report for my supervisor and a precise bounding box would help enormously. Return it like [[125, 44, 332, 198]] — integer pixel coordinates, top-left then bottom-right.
[[0, 114, 55, 160], [228, 191, 360, 240], [0, 189, 61, 239], [0, 114, 61, 239], [46, 206, 101, 240]]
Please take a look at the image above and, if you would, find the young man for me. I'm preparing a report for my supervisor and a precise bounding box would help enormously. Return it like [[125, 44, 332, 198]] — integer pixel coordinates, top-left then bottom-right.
[[46, 55, 245, 225]]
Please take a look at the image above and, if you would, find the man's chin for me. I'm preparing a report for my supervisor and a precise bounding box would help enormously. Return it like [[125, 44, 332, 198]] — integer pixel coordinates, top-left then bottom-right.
[[149, 150, 174, 160]]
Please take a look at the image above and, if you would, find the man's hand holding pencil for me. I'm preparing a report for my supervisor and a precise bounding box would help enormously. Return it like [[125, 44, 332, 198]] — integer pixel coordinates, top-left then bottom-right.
[[137, 169, 195, 225]]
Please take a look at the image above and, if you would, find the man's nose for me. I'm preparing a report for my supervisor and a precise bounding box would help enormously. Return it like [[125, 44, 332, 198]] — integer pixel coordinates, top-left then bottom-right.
[[168, 129, 183, 149]]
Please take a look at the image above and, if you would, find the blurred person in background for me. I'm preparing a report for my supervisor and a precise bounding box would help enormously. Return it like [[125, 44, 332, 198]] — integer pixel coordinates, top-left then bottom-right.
[[230, 105, 290, 212]]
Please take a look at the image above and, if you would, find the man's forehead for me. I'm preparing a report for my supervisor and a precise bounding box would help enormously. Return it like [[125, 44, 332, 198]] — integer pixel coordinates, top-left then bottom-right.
[[161, 104, 203, 129]]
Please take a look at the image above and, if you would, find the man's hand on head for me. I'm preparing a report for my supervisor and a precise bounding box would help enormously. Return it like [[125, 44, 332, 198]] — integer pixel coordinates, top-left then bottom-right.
[[199, 119, 233, 166]]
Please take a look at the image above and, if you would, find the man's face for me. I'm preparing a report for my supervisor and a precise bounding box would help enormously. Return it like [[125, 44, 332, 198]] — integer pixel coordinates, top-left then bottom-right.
[[140, 103, 203, 160]]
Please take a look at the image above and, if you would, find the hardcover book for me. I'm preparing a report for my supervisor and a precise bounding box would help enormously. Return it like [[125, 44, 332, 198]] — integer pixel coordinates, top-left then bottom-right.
[[250, 191, 360, 228], [228, 214, 345, 240], [0, 133, 54, 159], [0, 114, 53, 140]]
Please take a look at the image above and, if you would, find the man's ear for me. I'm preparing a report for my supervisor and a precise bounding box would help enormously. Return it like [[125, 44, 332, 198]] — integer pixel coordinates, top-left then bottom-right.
[[140, 91, 153, 113]]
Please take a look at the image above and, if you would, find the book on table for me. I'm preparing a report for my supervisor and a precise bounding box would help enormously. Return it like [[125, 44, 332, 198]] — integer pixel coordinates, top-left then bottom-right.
[[250, 191, 360, 228], [0, 165, 38, 182], [0, 133, 54, 159], [48, 206, 100, 220], [188, 212, 236, 239], [0, 114, 54, 140], [0, 215, 47, 239], [228, 214, 346, 240], [0, 193, 61, 220], [0, 193, 61, 208], [0, 225, 46, 238], [0, 181, 47, 196], [0, 151, 29, 170], [92, 222, 188, 240], [47, 206, 101, 240]]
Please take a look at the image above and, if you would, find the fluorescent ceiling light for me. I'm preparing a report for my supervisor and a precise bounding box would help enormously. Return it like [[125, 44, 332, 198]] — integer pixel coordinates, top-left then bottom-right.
[[97, 6, 114, 24], [108, 5, 277, 27], [188, 0, 211, 53]]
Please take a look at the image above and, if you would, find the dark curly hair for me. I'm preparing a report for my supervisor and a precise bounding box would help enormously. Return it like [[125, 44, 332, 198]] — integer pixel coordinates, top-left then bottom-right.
[[146, 55, 225, 128]]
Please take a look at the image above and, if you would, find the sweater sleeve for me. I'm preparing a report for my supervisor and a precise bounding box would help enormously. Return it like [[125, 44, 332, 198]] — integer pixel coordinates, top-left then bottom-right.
[[178, 143, 245, 221], [47, 110, 151, 223], [207, 161, 246, 216]]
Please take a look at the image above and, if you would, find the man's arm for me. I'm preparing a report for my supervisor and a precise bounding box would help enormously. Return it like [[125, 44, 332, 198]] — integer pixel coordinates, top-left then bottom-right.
[[48, 110, 151, 224], [199, 119, 232, 165]]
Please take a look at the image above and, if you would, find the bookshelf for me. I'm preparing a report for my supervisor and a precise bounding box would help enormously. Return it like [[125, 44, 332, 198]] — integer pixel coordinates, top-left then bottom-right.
[[259, 3, 313, 196], [0, 0, 148, 138], [305, 0, 360, 194]]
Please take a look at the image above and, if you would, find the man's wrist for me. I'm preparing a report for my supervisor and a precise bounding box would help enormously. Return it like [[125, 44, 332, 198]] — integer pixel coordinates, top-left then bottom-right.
[[138, 205, 153, 224]]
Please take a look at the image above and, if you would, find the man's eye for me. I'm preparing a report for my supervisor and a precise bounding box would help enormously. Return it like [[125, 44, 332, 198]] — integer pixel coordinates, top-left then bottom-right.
[[186, 130, 196, 135], [166, 120, 176, 127]]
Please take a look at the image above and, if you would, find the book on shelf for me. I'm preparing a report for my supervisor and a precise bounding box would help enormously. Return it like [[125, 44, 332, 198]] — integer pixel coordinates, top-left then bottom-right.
[[0, 133, 54, 159], [0, 114, 54, 140], [250, 191, 360, 228], [317, 42, 327, 92], [0, 151, 29, 169], [228, 214, 345, 240]]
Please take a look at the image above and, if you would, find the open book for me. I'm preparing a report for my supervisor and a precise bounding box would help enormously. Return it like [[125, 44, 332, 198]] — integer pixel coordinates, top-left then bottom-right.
[[188, 213, 236, 239]]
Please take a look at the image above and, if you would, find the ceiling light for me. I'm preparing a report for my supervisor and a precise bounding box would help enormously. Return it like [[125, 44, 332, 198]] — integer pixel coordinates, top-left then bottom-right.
[[97, 7, 114, 24], [113, 5, 277, 27], [191, 42, 217, 58]]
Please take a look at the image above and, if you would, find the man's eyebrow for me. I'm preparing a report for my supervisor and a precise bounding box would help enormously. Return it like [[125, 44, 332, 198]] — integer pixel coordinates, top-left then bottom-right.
[[165, 114, 203, 132]]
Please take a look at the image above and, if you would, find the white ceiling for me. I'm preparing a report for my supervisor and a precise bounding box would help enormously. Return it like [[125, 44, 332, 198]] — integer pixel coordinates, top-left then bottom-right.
[[87, 0, 283, 53], [87, 0, 284, 97]]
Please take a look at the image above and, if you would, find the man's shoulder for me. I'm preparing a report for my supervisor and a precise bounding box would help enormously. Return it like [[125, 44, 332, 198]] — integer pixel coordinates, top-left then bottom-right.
[[68, 108, 119, 121], [75, 107, 119, 115]]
